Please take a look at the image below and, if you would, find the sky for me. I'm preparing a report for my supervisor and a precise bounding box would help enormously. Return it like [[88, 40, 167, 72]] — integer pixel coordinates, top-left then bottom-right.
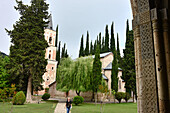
[[0, 0, 133, 59]]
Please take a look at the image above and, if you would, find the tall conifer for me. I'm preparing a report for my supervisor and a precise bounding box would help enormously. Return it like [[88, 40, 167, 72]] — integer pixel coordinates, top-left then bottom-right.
[[110, 22, 115, 52], [105, 25, 109, 52], [85, 31, 90, 56], [79, 35, 84, 57], [6, 0, 49, 102], [55, 25, 58, 47]]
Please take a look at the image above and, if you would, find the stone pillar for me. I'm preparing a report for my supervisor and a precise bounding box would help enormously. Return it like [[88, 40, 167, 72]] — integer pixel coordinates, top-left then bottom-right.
[[151, 8, 169, 113], [160, 8, 170, 112]]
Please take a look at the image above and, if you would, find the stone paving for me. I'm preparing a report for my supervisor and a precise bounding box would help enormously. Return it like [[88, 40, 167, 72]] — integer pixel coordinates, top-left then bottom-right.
[[54, 102, 66, 113]]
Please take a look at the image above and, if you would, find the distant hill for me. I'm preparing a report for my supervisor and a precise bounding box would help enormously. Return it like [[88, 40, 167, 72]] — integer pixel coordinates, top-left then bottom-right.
[[0, 51, 8, 58]]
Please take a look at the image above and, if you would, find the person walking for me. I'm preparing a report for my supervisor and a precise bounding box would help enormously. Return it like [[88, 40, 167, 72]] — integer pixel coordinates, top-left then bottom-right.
[[65, 97, 72, 113]]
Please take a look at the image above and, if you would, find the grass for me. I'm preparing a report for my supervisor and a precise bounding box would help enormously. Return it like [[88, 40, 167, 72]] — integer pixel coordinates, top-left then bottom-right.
[[71, 102, 137, 113], [0, 100, 58, 113]]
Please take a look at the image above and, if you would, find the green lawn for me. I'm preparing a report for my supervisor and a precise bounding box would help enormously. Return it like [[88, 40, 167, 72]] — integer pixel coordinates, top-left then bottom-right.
[[0, 100, 58, 113], [71, 103, 137, 113]]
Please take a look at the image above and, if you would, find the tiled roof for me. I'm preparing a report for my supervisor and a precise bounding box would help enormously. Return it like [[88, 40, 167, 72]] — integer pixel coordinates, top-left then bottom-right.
[[104, 62, 122, 70]]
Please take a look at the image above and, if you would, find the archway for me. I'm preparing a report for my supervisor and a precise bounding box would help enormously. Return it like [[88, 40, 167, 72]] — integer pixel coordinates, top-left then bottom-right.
[[130, 0, 169, 112]]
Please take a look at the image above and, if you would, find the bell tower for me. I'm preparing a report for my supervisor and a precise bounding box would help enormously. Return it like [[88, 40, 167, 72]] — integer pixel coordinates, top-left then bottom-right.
[[39, 14, 58, 95]]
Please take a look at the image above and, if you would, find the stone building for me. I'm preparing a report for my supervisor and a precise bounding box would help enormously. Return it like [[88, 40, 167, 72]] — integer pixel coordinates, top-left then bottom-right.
[[38, 14, 58, 95]]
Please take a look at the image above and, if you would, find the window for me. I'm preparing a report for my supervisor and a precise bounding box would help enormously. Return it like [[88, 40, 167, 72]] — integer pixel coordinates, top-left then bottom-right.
[[49, 50, 51, 59], [49, 37, 52, 44], [52, 67, 54, 70], [47, 76, 50, 81]]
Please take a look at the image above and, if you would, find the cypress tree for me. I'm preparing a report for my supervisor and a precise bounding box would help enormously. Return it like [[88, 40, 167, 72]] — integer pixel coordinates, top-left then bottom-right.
[[122, 30, 136, 95], [61, 43, 66, 58], [112, 50, 118, 92], [92, 44, 102, 101], [117, 33, 121, 66], [105, 25, 109, 52], [56, 41, 61, 66], [101, 36, 105, 53], [94, 40, 97, 54], [6, 0, 49, 102], [55, 25, 58, 47], [90, 40, 93, 55], [79, 35, 84, 57], [85, 31, 90, 56], [64, 49, 69, 58], [110, 22, 115, 52], [99, 32, 102, 52]]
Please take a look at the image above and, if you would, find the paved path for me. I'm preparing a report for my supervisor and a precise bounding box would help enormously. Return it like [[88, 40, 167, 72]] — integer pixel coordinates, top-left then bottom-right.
[[54, 102, 66, 113]]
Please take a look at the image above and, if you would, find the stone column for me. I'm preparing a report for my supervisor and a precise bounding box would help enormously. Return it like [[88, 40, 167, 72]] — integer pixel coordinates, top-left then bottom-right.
[[151, 8, 169, 113], [134, 25, 142, 113], [160, 8, 170, 111]]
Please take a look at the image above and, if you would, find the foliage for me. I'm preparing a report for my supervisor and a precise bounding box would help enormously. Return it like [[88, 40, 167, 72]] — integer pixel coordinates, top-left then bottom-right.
[[0, 56, 10, 88], [110, 22, 115, 52], [55, 25, 58, 47], [115, 92, 124, 103], [73, 96, 84, 105], [85, 31, 90, 56], [79, 35, 85, 57], [104, 25, 109, 52], [122, 20, 136, 95], [56, 57, 93, 95], [12, 91, 26, 105], [123, 92, 131, 102], [0, 84, 16, 103], [42, 93, 50, 101], [90, 40, 93, 55], [56, 41, 61, 66], [92, 45, 102, 100], [6, 0, 49, 94]]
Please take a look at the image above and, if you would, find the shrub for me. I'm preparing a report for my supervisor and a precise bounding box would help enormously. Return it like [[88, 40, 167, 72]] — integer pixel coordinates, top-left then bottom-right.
[[115, 92, 124, 103], [12, 91, 26, 105], [123, 92, 131, 102], [42, 93, 50, 100], [73, 96, 84, 105]]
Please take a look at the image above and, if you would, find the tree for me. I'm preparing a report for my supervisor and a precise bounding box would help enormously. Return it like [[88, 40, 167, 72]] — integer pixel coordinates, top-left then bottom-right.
[[0, 56, 10, 89], [79, 35, 84, 57], [92, 45, 102, 101], [56, 41, 61, 66], [122, 19, 136, 100], [122, 30, 136, 99], [64, 49, 69, 58], [101, 36, 105, 53], [90, 40, 93, 55], [55, 25, 58, 47], [117, 33, 121, 66], [111, 51, 118, 92], [93, 40, 97, 54], [105, 25, 109, 52], [85, 31, 90, 56], [56, 57, 93, 96], [110, 22, 115, 52], [61, 43, 66, 58], [6, 0, 49, 102], [98, 32, 102, 52]]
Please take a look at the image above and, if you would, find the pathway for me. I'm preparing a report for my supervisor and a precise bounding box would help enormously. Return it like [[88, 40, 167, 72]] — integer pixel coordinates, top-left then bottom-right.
[[53, 98, 67, 113]]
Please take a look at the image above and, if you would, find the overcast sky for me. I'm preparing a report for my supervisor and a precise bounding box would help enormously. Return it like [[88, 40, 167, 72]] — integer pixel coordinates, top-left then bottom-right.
[[0, 0, 132, 58]]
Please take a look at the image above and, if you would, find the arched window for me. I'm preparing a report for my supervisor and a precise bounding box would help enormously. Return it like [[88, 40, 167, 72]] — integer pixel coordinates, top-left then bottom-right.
[[49, 50, 51, 59], [49, 37, 52, 44]]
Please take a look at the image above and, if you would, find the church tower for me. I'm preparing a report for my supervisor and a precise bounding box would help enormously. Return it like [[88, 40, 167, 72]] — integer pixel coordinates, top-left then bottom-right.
[[39, 14, 58, 95]]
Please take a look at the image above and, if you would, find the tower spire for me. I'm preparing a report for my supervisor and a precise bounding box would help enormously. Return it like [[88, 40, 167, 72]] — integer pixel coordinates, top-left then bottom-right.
[[47, 14, 53, 30]]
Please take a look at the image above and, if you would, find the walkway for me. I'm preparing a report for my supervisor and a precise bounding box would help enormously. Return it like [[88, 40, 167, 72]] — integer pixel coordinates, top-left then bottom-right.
[[53, 98, 67, 113]]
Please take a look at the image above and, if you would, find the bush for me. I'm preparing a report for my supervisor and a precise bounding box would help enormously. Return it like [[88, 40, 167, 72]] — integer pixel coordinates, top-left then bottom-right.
[[123, 92, 131, 102], [73, 96, 84, 105], [115, 92, 124, 103], [42, 93, 50, 100], [12, 91, 26, 105]]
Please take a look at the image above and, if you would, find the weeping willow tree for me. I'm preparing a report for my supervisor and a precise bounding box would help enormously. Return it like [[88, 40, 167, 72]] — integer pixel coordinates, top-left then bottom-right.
[[56, 57, 93, 96]]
